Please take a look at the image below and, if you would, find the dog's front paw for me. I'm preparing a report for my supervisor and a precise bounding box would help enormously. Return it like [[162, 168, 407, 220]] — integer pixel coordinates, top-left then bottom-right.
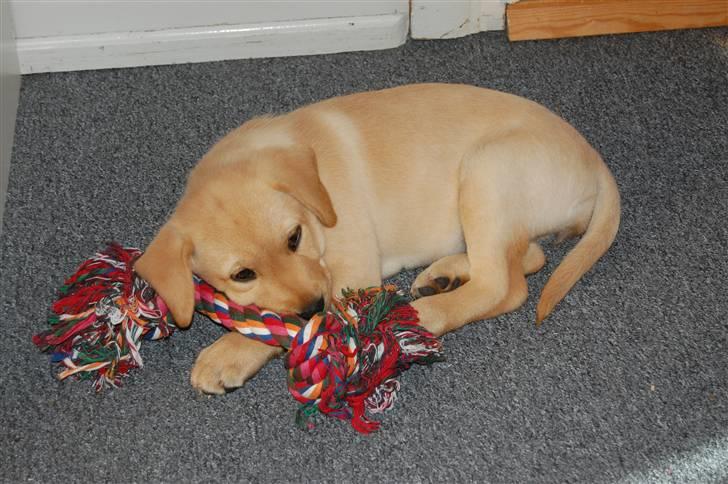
[[190, 332, 282, 394]]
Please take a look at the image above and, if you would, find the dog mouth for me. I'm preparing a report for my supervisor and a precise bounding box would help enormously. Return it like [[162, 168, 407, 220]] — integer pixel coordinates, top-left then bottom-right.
[[298, 297, 325, 319], [294, 259, 332, 320]]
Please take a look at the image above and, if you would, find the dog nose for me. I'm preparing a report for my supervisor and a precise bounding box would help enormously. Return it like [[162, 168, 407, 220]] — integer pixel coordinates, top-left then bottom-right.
[[299, 297, 325, 320]]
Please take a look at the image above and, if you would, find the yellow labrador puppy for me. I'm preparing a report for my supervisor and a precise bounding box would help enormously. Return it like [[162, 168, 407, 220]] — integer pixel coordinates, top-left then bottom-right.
[[135, 83, 620, 394]]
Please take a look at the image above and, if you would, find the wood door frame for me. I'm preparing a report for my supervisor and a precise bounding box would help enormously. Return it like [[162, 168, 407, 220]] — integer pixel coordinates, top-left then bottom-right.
[[507, 0, 728, 41]]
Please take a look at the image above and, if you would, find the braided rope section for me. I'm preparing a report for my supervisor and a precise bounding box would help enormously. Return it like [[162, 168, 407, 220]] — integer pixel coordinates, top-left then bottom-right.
[[33, 244, 444, 433]]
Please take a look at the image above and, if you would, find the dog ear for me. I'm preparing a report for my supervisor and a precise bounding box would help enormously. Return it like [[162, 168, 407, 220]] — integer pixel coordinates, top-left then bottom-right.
[[134, 224, 195, 328], [264, 146, 337, 228]]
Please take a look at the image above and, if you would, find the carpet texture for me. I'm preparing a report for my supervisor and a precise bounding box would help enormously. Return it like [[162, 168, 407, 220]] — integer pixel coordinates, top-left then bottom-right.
[[2, 28, 727, 483]]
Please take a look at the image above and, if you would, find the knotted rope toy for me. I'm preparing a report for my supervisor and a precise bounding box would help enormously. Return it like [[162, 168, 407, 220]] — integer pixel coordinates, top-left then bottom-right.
[[33, 244, 443, 433]]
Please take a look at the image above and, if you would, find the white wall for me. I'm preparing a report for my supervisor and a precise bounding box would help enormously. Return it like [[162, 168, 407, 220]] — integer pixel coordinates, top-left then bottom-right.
[[11, 0, 410, 73], [1, 0, 21, 233]]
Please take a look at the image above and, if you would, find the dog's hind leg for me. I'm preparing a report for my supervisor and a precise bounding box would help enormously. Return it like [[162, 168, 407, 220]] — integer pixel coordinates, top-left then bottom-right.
[[413, 132, 556, 335], [523, 242, 546, 275], [411, 136, 537, 336], [410, 241, 543, 300], [410, 253, 471, 299], [480, 241, 530, 320], [411, 236, 529, 336]]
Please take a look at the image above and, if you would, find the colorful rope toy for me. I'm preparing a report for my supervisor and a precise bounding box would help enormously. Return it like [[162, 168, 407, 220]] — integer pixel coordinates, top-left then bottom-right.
[[33, 244, 443, 433]]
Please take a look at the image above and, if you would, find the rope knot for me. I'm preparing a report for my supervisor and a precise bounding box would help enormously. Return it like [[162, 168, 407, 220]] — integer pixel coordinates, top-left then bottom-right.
[[285, 311, 360, 425]]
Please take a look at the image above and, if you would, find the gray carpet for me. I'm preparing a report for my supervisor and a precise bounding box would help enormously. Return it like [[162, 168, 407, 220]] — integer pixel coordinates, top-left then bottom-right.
[[2, 28, 727, 483]]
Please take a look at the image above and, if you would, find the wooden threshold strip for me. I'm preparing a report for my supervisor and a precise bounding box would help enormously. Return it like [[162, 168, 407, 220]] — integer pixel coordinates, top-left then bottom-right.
[[506, 0, 728, 41]]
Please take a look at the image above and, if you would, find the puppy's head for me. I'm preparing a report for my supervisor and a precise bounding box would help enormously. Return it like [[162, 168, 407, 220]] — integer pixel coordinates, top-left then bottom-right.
[[135, 143, 336, 327]]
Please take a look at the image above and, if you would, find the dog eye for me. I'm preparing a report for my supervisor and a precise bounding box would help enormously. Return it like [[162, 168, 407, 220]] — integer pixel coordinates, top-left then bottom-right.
[[232, 268, 256, 282], [288, 225, 302, 252]]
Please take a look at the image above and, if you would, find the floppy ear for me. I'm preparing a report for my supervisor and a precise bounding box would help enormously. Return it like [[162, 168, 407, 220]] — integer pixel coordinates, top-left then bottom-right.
[[263, 146, 337, 227], [134, 224, 195, 328]]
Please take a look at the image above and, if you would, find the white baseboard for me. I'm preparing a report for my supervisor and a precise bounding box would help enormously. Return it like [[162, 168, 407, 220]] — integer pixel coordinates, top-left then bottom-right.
[[16, 13, 408, 74]]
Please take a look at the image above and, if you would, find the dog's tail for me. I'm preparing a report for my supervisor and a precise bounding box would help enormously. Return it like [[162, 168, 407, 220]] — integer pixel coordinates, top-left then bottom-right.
[[536, 157, 621, 324]]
